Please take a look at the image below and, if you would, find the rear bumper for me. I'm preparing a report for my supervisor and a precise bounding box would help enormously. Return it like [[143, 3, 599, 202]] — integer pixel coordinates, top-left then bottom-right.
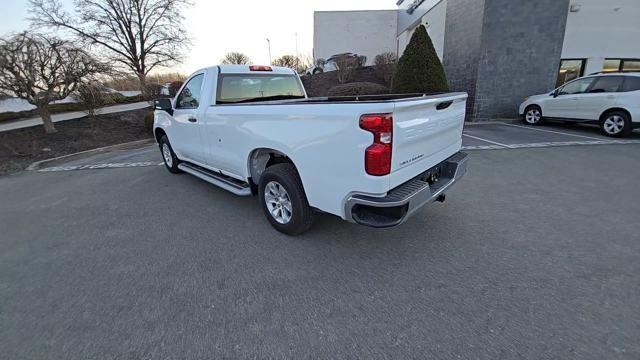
[[344, 152, 468, 228]]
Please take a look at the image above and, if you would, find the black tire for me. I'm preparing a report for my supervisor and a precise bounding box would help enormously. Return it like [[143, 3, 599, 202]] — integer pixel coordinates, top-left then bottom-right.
[[258, 163, 315, 235], [159, 135, 181, 173], [523, 105, 543, 125], [599, 111, 632, 138]]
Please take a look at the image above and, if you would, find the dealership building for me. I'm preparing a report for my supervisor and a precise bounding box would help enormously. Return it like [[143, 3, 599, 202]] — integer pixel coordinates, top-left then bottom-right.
[[313, 0, 640, 120]]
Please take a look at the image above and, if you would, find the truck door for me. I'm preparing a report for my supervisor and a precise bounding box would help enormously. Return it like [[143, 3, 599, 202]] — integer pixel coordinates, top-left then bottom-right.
[[171, 73, 207, 163]]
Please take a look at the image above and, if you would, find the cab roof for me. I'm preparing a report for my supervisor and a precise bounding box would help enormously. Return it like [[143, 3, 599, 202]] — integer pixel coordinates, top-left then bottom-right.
[[211, 64, 297, 75]]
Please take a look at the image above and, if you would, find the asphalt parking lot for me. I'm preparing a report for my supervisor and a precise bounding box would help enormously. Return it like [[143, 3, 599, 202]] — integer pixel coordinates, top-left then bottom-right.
[[1, 122, 639, 359]]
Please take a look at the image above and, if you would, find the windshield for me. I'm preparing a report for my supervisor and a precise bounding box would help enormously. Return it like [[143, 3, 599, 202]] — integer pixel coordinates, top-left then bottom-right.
[[216, 74, 305, 104]]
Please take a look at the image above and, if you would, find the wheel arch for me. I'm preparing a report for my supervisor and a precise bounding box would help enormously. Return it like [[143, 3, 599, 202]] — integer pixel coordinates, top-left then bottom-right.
[[247, 148, 301, 189], [525, 103, 542, 112], [599, 107, 632, 122], [154, 127, 167, 143]]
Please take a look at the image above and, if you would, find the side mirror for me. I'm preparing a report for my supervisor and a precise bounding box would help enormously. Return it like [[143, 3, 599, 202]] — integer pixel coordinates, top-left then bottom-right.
[[550, 90, 559, 98], [154, 98, 173, 115]]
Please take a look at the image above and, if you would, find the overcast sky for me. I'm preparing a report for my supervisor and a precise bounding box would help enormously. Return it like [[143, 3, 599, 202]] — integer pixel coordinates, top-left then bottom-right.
[[2, 0, 393, 74]]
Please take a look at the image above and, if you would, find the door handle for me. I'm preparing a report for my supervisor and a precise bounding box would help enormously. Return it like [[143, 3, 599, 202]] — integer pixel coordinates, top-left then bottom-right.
[[188, 117, 197, 123]]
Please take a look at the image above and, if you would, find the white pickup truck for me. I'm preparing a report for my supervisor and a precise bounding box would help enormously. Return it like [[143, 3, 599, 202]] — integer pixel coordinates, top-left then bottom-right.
[[153, 65, 468, 235]]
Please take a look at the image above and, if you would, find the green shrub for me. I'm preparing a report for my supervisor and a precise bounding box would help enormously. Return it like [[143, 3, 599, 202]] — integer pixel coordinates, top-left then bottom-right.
[[327, 82, 390, 96], [110, 93, 145, 104], [144, 110, 155, 131], [392, 24, 448, 94], [47, 102, 85, 113], [0, 110, 35, 122]]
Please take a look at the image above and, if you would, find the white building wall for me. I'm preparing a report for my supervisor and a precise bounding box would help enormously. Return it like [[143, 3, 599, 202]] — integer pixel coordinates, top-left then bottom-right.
[[313, 0, 640, 78], [397, 0, 447, 59], [313, 10, 397, 65], [561, 0, 640, 74]]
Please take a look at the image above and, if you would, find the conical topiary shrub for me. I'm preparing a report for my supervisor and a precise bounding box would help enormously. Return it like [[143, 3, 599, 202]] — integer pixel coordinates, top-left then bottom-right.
[[392, 24, 449, 94]]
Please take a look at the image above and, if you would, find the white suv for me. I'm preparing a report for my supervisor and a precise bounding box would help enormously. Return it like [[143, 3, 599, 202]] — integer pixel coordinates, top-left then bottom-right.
[[519, 72, 640, 137]]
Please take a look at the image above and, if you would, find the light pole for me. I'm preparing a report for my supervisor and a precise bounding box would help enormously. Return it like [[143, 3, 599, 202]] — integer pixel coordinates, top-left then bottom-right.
[[266, 38, 272, 65]]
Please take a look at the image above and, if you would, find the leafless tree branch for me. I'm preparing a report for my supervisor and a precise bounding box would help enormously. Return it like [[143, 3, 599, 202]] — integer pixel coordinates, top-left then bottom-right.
[[220, 52, 252, 65], [0, 32, 108, 133], [29, 0, 192, 95]]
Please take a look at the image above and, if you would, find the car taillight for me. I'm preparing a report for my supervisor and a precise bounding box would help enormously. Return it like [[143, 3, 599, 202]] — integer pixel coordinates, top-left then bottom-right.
[[359, 113, 392, 176], [249, 65, 272, 71]]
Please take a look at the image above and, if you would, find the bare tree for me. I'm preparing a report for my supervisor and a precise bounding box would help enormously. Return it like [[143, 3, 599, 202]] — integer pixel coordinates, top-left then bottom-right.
[[28, 0, 192, 97], [333, 55, 360, 84], [273, 55, 309, 73], [76, 82, 113, 119], [374, 52, 398, 66], [0, 32, 108, 133], [220, 52, 252, 65], [273, 55, 298, 68], [374, 52, 398, 86]]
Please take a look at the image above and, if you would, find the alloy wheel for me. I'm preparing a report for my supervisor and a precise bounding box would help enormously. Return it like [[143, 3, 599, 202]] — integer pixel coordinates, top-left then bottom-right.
[[162, 143, 173, 168], [525, 108, 542, 124], [264, 181, 292, 224], [603, 115, 625, 135]]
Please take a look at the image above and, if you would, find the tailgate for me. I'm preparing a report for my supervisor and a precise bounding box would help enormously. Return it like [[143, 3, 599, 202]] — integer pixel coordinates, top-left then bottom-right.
[[389, 93, 467, 189]]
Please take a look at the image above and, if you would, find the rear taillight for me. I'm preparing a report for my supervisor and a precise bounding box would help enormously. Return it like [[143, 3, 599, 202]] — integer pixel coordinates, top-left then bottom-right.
[[360, 113, 392, 176]]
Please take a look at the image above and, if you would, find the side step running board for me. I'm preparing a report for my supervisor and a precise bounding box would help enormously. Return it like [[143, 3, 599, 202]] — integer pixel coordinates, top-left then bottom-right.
[[177, 162, 252, 196]]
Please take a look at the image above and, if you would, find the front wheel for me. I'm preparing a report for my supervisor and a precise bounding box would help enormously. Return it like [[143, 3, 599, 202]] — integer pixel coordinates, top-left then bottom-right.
[[258, 163, 315, 235], [159, 135, 181, 173], [600, 111, 632, 138], [523, 105, 543, 125]]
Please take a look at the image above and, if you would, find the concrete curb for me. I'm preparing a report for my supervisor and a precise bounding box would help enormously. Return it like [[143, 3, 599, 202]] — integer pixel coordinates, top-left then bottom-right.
[[26, 138, 156, 171]]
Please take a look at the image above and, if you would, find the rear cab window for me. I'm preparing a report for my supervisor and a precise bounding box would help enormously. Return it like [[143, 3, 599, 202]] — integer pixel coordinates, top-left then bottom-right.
[[215, 74, 305, 104]]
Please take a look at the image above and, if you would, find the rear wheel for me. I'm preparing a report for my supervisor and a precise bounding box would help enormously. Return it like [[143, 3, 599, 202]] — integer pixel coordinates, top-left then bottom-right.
[[600, 111, 632, 138], [523, 105, 543, 125], [159, 135, 181, 173], [258, 163, 315, 235]]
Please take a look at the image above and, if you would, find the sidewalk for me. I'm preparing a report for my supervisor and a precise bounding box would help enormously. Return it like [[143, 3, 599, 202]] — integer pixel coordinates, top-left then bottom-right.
[[0, 101, 150, 133]]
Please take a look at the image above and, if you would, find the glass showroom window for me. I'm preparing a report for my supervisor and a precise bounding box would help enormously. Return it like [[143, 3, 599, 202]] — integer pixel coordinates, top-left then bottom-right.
[[603, 59, 622, 72], [622, 60, 640, 72], [556, 59, 585, 87], [603, 59, 640, 72]]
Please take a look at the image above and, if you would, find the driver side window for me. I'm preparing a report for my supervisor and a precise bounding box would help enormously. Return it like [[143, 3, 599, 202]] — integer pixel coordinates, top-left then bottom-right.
[[558, 78, 594, 95], [176, 74, 204, 109]]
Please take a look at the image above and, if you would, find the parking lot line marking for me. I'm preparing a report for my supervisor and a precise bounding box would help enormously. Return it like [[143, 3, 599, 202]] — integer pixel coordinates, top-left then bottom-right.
[[462, 133, 511, 148], [462, 144, 505, 150], [499, 122, 604, 140], [38, 161, 162, 172], [462, 139, 640, 151]]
